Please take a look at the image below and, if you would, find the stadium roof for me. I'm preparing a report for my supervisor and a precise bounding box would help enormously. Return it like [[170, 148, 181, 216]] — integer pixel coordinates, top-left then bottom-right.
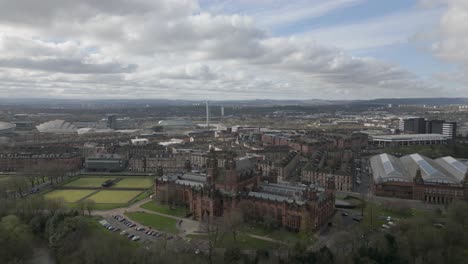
[[371, 134, 447, 142], [36, 120, 77, 133], [0, 122, 16, 132]]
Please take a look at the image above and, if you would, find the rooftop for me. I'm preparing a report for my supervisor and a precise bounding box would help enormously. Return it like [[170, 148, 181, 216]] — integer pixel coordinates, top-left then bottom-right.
[[370, 153, 466, 185]]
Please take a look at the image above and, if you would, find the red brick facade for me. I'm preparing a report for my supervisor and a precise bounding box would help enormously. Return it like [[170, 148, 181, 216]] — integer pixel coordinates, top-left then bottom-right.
[[155, 151, 336, 232]]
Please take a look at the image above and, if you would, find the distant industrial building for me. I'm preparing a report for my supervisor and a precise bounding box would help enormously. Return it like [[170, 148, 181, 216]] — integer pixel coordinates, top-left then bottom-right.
[[399, 118, 457, 139], [131, 138, 149, 146], [11, 120, 33, 131], [107, 114, 118, 129], [402, 118, 426, 134], [370, 134, 448, 147], [36, 120, 77, 133], [85, 154, 127, 172], [370, 153, 468, 203], [0, 122, 16, 134]]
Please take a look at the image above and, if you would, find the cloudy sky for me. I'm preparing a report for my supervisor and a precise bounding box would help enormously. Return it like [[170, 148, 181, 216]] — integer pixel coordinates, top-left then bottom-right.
[[0, 0, 466, 100]]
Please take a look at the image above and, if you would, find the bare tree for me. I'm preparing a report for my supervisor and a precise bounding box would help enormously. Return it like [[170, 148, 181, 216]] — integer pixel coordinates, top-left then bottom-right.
[[76, 200, 86, 216], [46, 197, 65, 216], [84, 199, 96, 216], [200, 215, 223, 264], [238, 200, 255, 223], [21, 167, 39, 189], [223, 208, 244, 243], [9, 176, 28, 199]]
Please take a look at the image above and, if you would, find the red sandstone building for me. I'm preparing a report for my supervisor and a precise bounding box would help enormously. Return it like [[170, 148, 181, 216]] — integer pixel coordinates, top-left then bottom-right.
[[370, 153, 468, 203], [155, 149, 336, 231]]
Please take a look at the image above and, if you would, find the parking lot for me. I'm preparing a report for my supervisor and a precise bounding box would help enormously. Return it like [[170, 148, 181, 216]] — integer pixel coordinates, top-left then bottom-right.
[[353, 157, 371, 195], [100, 215, 209, 253]]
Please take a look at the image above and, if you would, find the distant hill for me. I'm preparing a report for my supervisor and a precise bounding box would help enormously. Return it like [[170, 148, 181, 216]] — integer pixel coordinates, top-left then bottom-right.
[[358, 98, 468, 106], [0, 97, 467, 107]]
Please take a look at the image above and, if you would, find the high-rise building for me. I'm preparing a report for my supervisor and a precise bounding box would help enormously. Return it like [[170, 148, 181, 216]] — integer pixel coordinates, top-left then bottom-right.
[[205, 101, 210, 128], [403, 118, 426, 134], [400, 118, 457, 139], [107, 114, 117, 129], [442, 122, 457, 139], [427, 120, 444, 134]]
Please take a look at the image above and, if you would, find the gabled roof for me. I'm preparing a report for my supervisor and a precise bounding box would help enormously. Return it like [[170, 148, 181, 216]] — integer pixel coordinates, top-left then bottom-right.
[[370, 154, 411, 184]]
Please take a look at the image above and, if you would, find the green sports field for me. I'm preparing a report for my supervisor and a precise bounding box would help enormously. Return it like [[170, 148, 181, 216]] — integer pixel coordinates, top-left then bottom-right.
[[64, 177, 116, 188], [86, 190, 142, 203], [113, 178, 153, 188], [44, 190, 96, 203]]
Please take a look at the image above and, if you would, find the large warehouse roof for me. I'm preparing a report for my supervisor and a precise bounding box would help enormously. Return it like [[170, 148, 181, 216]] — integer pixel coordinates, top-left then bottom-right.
[[370, 154, 411, 184], [0, 122, 16, 132], [36, 120, 77, 133], [370, 153, 466, 185], [371, 134, 447, 142]]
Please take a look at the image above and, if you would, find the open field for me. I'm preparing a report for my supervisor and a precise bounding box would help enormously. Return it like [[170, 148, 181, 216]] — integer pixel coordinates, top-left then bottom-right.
[[44, 189, 96, 203], [140, 201, 186, 217], [113, 178, 153, 188], [64, 177, 116, 188], [125, 212, 178, 234], [87, 190, 142, 203]]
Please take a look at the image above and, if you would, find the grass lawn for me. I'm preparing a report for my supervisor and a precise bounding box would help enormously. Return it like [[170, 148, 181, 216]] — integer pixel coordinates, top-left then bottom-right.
[[354, 202, 425, 229], [187, 233, 282, 250], [64, 177, 116, 188], [113, 178, 153, 188], [125, 212, 178, 234], [87, 190, 142, 203], [68, 202, 127, 210], [0, 176, 11, 183], [44, 189, 96, 203], [140, 201, 186, 217], [241, 224, 312, 244]]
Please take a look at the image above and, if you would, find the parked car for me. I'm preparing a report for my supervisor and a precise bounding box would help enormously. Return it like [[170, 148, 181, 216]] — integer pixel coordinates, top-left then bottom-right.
[[136, 226, 145, 231], [132, 236, 140, 241], [353, 216, 362, 222]]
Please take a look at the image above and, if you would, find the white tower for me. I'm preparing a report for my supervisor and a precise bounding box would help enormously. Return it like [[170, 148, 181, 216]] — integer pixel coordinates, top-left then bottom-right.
[[206, 101, 210, 128]]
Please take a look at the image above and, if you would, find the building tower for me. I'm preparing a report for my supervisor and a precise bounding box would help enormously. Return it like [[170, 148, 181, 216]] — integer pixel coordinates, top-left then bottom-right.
[[156, 165, 164, 177], [224, 153, 238, 192], [463, 169, 468, 200], [206, 147, 218, 185], [184, 159, 192, 172], [206, 101, 210, 129], [107, 114, 117, 129], [221, 105, 224, 122]]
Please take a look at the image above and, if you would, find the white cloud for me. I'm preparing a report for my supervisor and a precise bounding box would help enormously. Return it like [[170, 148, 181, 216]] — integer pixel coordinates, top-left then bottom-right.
[[425, 0, 468, 94], [307, 8, 442, 51], [0, 0, 453, 99]]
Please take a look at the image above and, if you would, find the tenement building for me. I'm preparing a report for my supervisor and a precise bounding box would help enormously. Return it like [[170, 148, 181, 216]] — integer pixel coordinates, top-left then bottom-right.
[[155, 149, 335, 232], [370, 153, 468, 203], [301, 150, 354, 192], [0, 147, 82, 172]]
